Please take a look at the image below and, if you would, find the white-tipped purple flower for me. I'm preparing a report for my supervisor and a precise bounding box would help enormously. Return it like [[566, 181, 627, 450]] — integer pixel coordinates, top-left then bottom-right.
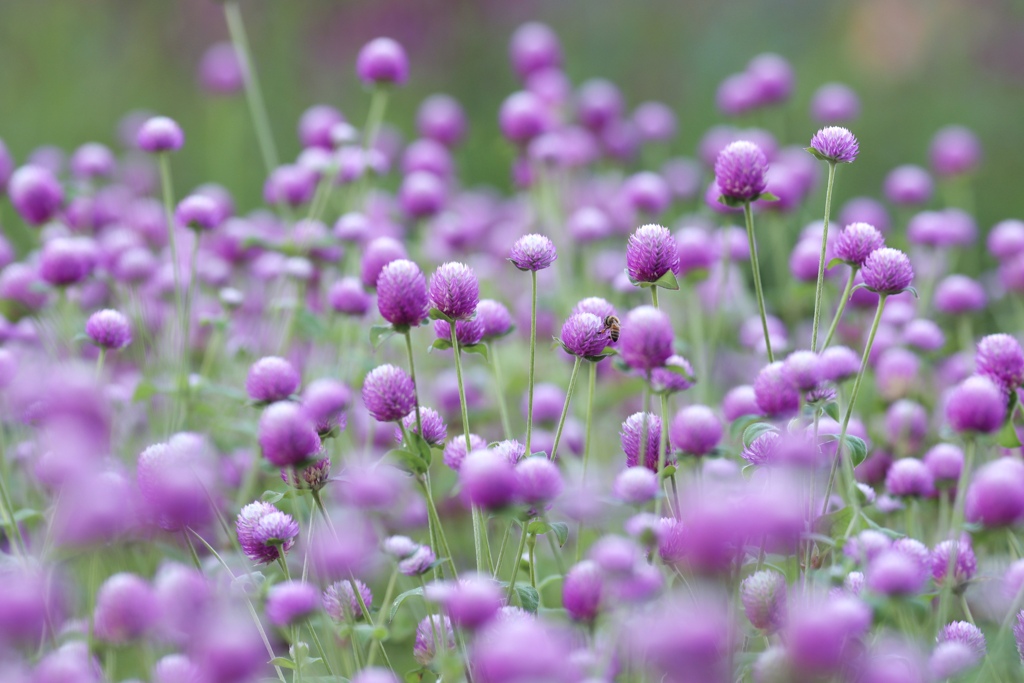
[[246, 356, 300, 403], [740, 570, 787, 634], [377, 259, 429, 328], [442, 433, 487, 471], [860, 247, 914, 295], [808, 126, 859, 164], [835, 222, 885, 267], [398, 546, 436, 576], [362, 364, 417, 423], [85, 309, 132, 350], [626, 223, 679, 283], [137, 116, 184, 153], [509, 233, 557, 272], [428, 262, 479, 321], [323, 580, 373, 621], [237, 501, 299, 565], [976, 333, 1024, 390], [714, 140, 769, 203], [618, 305, 673, 372], [398, 406, 447, 446], [613, 467, 659, 504], [620, 412, 663, 471]]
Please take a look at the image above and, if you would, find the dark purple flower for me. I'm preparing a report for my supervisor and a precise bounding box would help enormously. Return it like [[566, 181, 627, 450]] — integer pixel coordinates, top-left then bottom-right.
[[620, 412, 663, 471], [417, 94, 467, 147], [860, 247, 913, 295], [618, 305, 673, 372], [281, 457, 331, 491], [714, 140, 768, 202], [428, 262, 479, 321], [835, 222, 885, 267], [946, 375, 1006, 434], [559, 312, 608, 358], [94, 573, 158, 643], [459, 449, 517, 510], [356, 37, 408, 85], [398, 406, 447, 446], [476, 299, 513, 340], [376, 259, 428, 328], [966, 459, 1024, 527], [85, 309, 132, 350], [258, 401, 322, 466], [324, 579, 373, 621], [930, 126, 982, 177], [137, 116, 184, 153], [562, 560, 603, 623], [669, 405, 722, 456], [885, 458, 935, 498], [237, 501, 299, 565], [266, 581, 319, 627], [740, 570, 786, 633], [809, 126, 859, 164], [362, 364, 417, 423], [10, 165, 64, 226], [811, 83, 860, 122], [246, 356, 300, 403], [626, 223, 679, 283], [754, 362, 801, 418], [509, 233, 557, 272], [976, 334, 1024, 390], [40, 236, 96, 286]]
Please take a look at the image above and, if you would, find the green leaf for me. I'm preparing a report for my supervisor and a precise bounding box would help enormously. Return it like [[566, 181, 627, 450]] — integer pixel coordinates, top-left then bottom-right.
[[514, 584, 540, 613], [527, 519, 552, 535], [662, 362, 696, 382], [132, 378, 159, 402], [428, 307, 453, 323], [844, 435, 868, 466], [827, 257, 847, 269], [429, 339, 453, 352], [389, 587, 425, 622], [658, 464, 677, 481], [385, 448, 428, 475], [13, 508, 42, 524], [997, 418, 1021, 449], [815, 506, 855, 541], [549, 522, 569, 547], [406, 432, 433, 467], [823, 401, 840, 422], [295, 308, 328, 339], [369, 324, 395, 349], [901, 286, 919, 299], [758, 191, 779, 202], [268, 657, 296, 670], [729, 414, 761, 442], [261, 490, 285, 504], [404, 670, 425, 683], [717, 194, 744, 209], [742, 422, 777, 448], [461, 344, 490, 362], [805, 146, 830, 162], [652, 269, 680, 291]]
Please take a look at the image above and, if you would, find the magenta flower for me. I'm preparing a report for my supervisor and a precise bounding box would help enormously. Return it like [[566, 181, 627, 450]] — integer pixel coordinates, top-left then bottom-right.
[[808, 126, 859, 164], [976, 334, 1024, 390], [740, 570, 786, 633], [362, 364, 417, 423], [94, 573, 158, 644], [414, 614, 455, 664], [428, 262, 479, 321], [246, 356, 300, 403], [559, 312, 609, 358], [860, 247, 913, 295], [626, 223, 679, 283], [509, 233, 557, 271], [258, 401, 322, 466], [266, 581, 320, 628], [620, 412, 663, 471], [85, 309, 132, 350], [398, 406, 447, 446], [618, 305, 673, 372], [377, 259, 429, 328], [835, 222, 885, 267], [946, 375, 1007, 434], [714, 140, 768, 203], [562, 560, 603, 623], [356, 37, 408, 85], [137, 116, 184, 153], [9, 165, 63, 225], [237, 501, 299, 565], [324, 580, 373, 621]]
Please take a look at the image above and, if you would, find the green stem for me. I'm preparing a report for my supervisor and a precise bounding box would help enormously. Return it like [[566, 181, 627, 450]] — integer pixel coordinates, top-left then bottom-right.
[[548, 357, 582, 461], [307, 623, 336, 678], [525, 270, 538, 455], [505, 522, 529, 603], [95, 349, 106, 379], [743, 202, 774, 362], [937, 438, 975, 632], [450, 321, 472, 452], [493, 520, 514, 578], [183, 529, 203, 571], [528, 533, 537, 589], [350, 575, 391, 669], [688, 287, 708, 403], [363, 88, 390, 154], [811, 162, 837, 352], [420, 475, 458, 580], [403, 330, 423, 437], [577, 361, 598, 561], [489, 343, 513, 439], [223, 1, 279, 173], [0, 451, 27, 557], [157, 153, 188, 426], [651, 286, 659, 309], [654, 392, 671, 519], [821, 267, 858, 351], [822, 295, 887, 520]]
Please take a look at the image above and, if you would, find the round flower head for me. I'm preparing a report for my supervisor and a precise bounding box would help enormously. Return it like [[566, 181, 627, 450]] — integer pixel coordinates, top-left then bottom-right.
[[398, 406, 447, 446], [572, 296, 616, 320], [266, 581, 319, 628], [620, 412, 663, 471], [722, 384, 760, 421], [433, 317, 484, 347], [509, 22, 562, 78], [175, 194, 220, 231], [903, 318, 946, 352], [237, 501, 299, 564], [613, 466, 660, 504], [282, 457, 332, 492], [976, 333, 1024, 390], [70, 142, 115, 179], [362, 364, 416, 423], [154, 653, 201, 683], [714, 140, 768, 202], [360, 237, 408, 289], [626, 223, 679, 283], [923, 443, 963, 484], [418, 94, 467, 147], [623, 171, 672, 215], [650, 354, 696, 394], [298, 105, 343, 149], [85, 309, 132, 350], [398, 545, 436, 576], [442, 433, 487, 471], [934, 274, 986, 315], [459, 449, 518, 510], [199, 42, 244, 95], [137, 116, 184, 153], [499, 91, 550, 145], [258, 402, 321, 467], [428, 262, 479, 321], [399, 170, 446, 218], [740, 570, 786, 633], [40, 236, 96, 286], [9, 165, 64, 225], [509, 233, 557, 271], [811, 82, 860, 122], [375, 259, 428, 329], [301, 378, 350, 434], [885, 458, 935, 498], [93, 573, 158, 644], [515, 456, 564, 504], [246, 356, 300, 403], [492, 439, 527, 465], [808, 126, 859, 164], [324, 579, 373, 621], [476, 299, 513, 340], [820, 346, 861, 382], [946, 375, 1007, 434], [867, 548, 928, 596], [264, 164, 317, 207], [930, 125, 981, 177], [670, 405, 722, 456], [884, 165, 933, 205], [559, 312, 609, 358], [860, 247, 913, 295], [356, 37, 408, 85], [930, 641, 980, 680], [939, 621, 986, 659], [835, 222, 885, 267], [966, 458, 1024, 528], [633, 101, 677, 142], [414, 614, 455, 665], [562, 560, 603, 623], [618, 305, 674, 371], [988, 219, 1024, 261], [754, 362, 801, 418], [783, 350, 823, 391], [742, 430, 779, 466], [932, 539, 977, 586]]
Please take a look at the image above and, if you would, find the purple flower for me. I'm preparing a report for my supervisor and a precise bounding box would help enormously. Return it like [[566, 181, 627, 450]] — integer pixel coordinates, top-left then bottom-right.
[[860, 247, 913, 295], [740, 570, 786, 633], [562, 560, 603, 623], [510, 22, 563, 78], [934, 274, 986, 315], [499, 91, 550, 145], [418, 94, 466, 147], [264, 164, 317, 207], [811, 82, 860, 122], [398, 406, 447, 446], [476, 299, 513, 340], [460, 449, 518, 510], [428, 262, 479, 321], [85, 309, 132, 350], [976, 333, 1024, 390], [613, 467, 660, 504], [9, 165, 63, 225], [258, 401, 322, 466], [714, 140, 768, 202], [623, 172, 672, 216], [754, 362, 801, 418], [885, 458, 935, 498], [932, 539, 977, 586], [492, 439, 527, 465], [356, 37, 408, 85], [742, 431, 779, 466], [414, 614, 455, 664], [572, 296, 616, 319], [324, 580, 373, 621], [620, 412, 663, 471], [40, 236, 96, 286], [137, 116, 184, 153], [428, 574, 503, 630], [199, 42, 244, 95], [966, 459, 1024, 528], [360, 237, 408, 289], [946, 375, 1007, 434], [867, 549, 928, 596], [930, 642, 980, 680], [820, 346, 861, 382], [442, 433, 487, 471], [301, 378, 350, 434], [650, 354, 696, 394], [515, 456, 563, 504], [136, 436, 215, 532], [175, 194, 220, 231], [246, 356, 300, 403], [281, 457, 331, 491], [930, 125, 981, 177], [923, 443, 963, 484], [669, 405, 722, 456], [266, 581, 319, 628], [1015, 611, 1024, 663], [722, 384, 760, 420], [377, 259, 429, 328], [618, 305, 674, 372], [939, 621, 986, 658], [509, 233, 557, 271], [237, 501, 299, 565], [94, 573, 158, 643], [153, 654, 201, 683], [626, 223, 679, 283], [362, 364, 417, 423], [398, 545, 436, 577], [559, 312, 608, 358], [783, 350, 823, 391], [884, 165, 933, 205], [808, 126, 859, 164], [835, 222, 885, 267]]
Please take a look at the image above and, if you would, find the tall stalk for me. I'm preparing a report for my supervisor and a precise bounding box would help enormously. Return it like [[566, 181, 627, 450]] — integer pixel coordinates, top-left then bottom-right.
[[548, 357, 582, 461], [525, 271, 538, 454], [811, 161, 837, 352], [742, 202, 774, 362]]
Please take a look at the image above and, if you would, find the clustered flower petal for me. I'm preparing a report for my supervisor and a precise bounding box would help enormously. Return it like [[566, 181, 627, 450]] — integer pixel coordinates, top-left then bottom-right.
[[809, 126, 859, 164], [860, 247, 914, 295], [714, 140, 768, 202], [237, 501, 299, 565], [362, 364, 417, 423], [559, 312, 609, 358], [428, 262, 479, 321], [835, 223, 885, 267], [377, 259, 429, 328], [509, 233, 557, 271], [626, 224, 679, 283]]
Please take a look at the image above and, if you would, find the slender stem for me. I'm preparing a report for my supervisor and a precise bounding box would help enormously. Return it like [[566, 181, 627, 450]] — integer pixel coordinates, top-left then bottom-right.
[[651, 286, 659, 309], [349, 575, 390, 669], [0, 453, 27, 557], [183, 529, 203, 571], [525, 271, 538, 454], [654, 392, 671, 519], [420, 475, 458, 580], [276, 553, 291, 581], [937, 437, 975, 633], [742, 202, 774, 362], [549, 357, 582, 461], [576, 362, 597, 559], [811, 162, 837, 352], [180, 231, 201, 426], [95, 349, 106, 380], [307, 623, 336, 678], [688, 287, 708, 403], [493, 520, 514, 578], [489, 343, 513, 439], [527, 533, 537, 588], [544, 525, 566, 576], [363, 88, 390, 154], [638, 380, 652, 470], [505, 522, 529, 603], [471, 506, 486, 575], [822, 295, 887, 519], [450, 321, 472, 452], [403, 330, 423, 436], [223, 1, 279, 173], [821, 267, 858, 351], [157, 153, 187, 424]]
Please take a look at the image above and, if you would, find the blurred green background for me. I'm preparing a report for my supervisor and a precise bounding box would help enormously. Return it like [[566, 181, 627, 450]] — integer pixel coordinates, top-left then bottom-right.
[[2, 0, 1023, 228]]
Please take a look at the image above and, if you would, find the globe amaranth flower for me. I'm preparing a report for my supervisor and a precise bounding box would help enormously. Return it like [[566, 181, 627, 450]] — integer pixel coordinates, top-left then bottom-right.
[[281, 457, 331, 491], [742, 430, 779, 466], [930, 642, 980, 680], [418, 94, 466, 147], [562, 560, 603, 623], [754, 362, 800, 418], [362, 364, 417, 423], [976, 333, 1024, 390], [966, 458, 1024, 528], [356, 37, 408, 85], [137, 116, 185, 153], [175, 194, 221, 231], [860, 247, 913, 295], [740, 570, 786, 633], [9, 165, 63, 225], [783, 350, 823, 391], [376, 259, 429, 328], [266, 581, 320, 628], [360, 237, 408, 288], [939, 621, 986, 659], [811, 82, 860, 122], [442, 433, 487, 471], [946, 375, 1007, 434], [509, 233, 557, 271], [613, 467, 660, 504], [885, 458, 935, 498], [323, 580, 373, 621], [930, 126, 981, 177], [572, 296, 616, 320], [835, 222, 885, 267], [626, 223, 679, 283], [650, 354, 696, 394], [669, 405, 722, 456], [396, 406, 447, 446], [85, 309, 132, 350], [237, 501, 299, 565], [476, 299, 513, 340], [714, 140, 768, 203], [867, 548, 928, 596], [515, 456, 564, 504], [618, 305, 674, 372], [301, 378, 350, 435], [93, 573, 158, 644], [258, 401, 322, 467], [820, 345, 861, 382], [246, 356, 300, 403], [559, 312, 609, 358], [398, 545, 437, 576], [459, 449, 518, 510], [433, 317, 484, 347], [428, 261, 479, 321], [932, 539, 977, 586], [808, 126, 859, 164], [620, 412, 663, 471], [414, 614, 455, 665], [492, 439, 527, 465]]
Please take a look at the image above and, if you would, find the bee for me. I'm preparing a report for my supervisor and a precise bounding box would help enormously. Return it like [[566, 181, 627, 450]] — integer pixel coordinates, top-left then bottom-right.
[[602, 315, 621, 343]]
